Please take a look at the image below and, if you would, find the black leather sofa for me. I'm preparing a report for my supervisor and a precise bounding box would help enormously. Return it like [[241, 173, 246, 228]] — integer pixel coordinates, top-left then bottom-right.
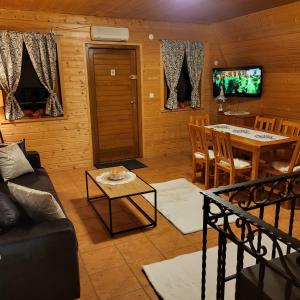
[[0, 151, 80, 300]]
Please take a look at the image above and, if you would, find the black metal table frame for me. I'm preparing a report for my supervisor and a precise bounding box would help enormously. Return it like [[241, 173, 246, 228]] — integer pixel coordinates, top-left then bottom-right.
[[85, 171, 157, 237]]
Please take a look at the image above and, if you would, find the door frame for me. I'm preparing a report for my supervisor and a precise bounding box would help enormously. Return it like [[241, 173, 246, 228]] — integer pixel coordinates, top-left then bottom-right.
[[85, 43, 143, 164]]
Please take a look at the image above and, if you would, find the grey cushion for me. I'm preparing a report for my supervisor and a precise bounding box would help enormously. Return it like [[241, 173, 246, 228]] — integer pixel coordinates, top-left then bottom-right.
[[0, 143, 34, 181], [0, 139, 26, 155], [0, 190, 20, 229], [7, 182, 66, 223], [10, 168, 58, 199]]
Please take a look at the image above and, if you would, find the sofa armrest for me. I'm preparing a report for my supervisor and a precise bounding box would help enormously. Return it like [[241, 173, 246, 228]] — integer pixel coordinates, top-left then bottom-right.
[[26, 150, 42, 169], [0, 218, 80, 300]]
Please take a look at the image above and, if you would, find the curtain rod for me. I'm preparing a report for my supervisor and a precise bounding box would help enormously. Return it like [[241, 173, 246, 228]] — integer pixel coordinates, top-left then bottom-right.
[[51, 25, 90, 36], [159, 39, 208, 43]]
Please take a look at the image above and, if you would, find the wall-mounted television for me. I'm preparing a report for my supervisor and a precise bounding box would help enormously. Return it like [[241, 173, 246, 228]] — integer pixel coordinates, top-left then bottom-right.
[[213, 66, 262, 97]]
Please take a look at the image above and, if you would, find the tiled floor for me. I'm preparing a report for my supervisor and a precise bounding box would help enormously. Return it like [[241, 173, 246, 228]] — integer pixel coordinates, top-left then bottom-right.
[[48, 154, 300, 300]]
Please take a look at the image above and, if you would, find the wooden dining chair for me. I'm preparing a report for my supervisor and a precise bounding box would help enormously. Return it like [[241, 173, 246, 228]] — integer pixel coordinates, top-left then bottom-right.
[[273, 120, 300, 161], [254, 115, 276, 132], [189, 114, 210, 126], [188, 124, 214, 189], [264, 138, 300, 176], [212, 130, 252, 190], [277, 120, 300, 137], [263, 137, 300, 209]]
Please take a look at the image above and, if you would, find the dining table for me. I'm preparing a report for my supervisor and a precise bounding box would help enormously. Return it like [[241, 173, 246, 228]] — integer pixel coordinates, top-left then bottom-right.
[[205, 124, 298, 180]]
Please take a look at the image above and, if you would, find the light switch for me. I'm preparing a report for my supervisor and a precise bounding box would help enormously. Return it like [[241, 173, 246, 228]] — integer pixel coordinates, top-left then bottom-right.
[[149, 92, 155, 98], [110, 69, 116, 76]]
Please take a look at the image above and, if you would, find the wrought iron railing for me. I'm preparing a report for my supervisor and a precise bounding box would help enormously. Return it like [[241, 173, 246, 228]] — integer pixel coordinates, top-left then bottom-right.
[[201, 172, 300, 300]]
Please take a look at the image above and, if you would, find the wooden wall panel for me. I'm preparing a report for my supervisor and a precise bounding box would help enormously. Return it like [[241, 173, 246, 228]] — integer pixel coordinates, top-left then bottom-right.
[[0, 8, 212, 170], [209, 2, 300, 121]]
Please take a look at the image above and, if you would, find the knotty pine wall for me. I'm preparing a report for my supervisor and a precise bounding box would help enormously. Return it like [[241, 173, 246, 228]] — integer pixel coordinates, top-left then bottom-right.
[[209, 1, 300, 122], [0, 9, 212, 170], [3, 2, 298, 171]]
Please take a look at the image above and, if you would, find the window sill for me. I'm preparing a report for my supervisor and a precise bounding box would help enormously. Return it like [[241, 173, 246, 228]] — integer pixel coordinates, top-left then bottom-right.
[[161, 107, 203, 113], [1, 116, 67, 125]]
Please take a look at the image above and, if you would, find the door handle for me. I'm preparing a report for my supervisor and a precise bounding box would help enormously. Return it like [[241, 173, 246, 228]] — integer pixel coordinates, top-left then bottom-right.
[[129, 75, 137, 80], [130, 100, 135, 104]]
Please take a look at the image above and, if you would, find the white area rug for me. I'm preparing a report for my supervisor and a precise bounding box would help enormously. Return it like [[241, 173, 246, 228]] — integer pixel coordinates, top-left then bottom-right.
[[143, 237, 278, 300], [143, 178, 236, 234]]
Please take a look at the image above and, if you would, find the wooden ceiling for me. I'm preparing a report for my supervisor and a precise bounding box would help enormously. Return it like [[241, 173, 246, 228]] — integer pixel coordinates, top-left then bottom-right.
[[0, 0, 299, 23]]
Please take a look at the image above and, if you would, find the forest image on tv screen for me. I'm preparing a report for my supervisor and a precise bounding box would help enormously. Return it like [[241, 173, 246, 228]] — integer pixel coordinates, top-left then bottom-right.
[[213, 67, 262, 97]]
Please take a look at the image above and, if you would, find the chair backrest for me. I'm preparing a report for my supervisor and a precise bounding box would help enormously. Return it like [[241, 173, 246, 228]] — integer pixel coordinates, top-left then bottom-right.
[[254, 116, 276, 132], [288, 138, 300, 172], [211, 130, 234, 167], [189, 114, 210, 126], [278, 120, 300, 137], [188, 124, 209, 158]]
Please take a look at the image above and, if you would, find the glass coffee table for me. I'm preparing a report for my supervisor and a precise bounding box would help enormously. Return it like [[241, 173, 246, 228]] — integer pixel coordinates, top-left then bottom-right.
[[85, 166, 157, 236]]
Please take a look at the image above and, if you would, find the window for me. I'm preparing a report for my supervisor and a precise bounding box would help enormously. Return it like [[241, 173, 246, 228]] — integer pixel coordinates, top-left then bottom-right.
[[14, 46, 62, 118], [164, 54, 192, 109]]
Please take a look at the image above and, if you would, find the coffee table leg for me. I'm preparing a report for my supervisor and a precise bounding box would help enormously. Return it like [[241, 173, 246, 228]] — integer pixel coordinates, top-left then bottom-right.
[[154, 190, 157, 226], [85, 171, 89, 202], [108, 198, 113, 236]]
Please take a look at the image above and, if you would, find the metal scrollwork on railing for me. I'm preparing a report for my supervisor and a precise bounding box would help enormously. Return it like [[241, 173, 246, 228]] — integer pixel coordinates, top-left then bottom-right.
[[213, 172, 300, 211], [201, 172, 300, 300]]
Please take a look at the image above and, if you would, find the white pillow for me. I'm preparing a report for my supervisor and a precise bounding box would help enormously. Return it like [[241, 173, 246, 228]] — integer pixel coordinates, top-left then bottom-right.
[[0, 143, 34, 181], [8, 182, 66, 223]]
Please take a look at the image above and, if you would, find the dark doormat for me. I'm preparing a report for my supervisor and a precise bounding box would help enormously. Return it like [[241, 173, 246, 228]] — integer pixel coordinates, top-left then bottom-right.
[[95, 159, 147, 170]]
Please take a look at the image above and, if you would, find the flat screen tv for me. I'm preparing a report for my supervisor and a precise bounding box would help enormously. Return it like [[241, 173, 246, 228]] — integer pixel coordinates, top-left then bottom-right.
[[212, 66, 262, 97]]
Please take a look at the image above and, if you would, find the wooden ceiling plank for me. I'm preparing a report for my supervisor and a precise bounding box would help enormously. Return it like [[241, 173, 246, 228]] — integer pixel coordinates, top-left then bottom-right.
[[0, 0, 299, 24]]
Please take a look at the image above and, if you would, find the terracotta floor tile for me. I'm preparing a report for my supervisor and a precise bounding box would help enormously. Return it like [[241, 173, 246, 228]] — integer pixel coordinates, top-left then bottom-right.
[[90, 265, 141, 300], [79, 295, 100, 300], [143, 285, 160, 300], [78, 260, 99, 299], [143, 214, 174, 237], [191, 241, 202, 251], [147, 229, 191, 254], [48, 171, 73, 186], [163, 244, 199, 259], [184, 231, 202, 245], [116, 236, 163, 264], [48, 154, 300, 300], [81, 246, 126, 275], [68, 205, 97, 221], [60, 196, 89, 210], [65, 168, 87, 179], [206, 237, 219, 249], [79, 272, 99, 300], [112, 229, 146, 245], [128, 255, 164, 288], [56, 184, 83, 200], [73, 217, 107, 237], [77, 229, 113, 253], [92, 199, 129, 216], [86, 180, 105, 198], [119, 196, 156, 217], [78, 294, 99, 300], [107, 289, 149, 300]]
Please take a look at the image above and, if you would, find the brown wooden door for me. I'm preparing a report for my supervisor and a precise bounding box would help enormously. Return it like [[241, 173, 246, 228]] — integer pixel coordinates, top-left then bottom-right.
[[88, 48, 139, 162]]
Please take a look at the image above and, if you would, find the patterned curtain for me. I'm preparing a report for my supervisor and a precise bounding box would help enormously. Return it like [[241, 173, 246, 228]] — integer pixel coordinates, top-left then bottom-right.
[[161, 40, 185, 109], [0, 31, 24, 120], [23, 32, 63, 117], [185, 41, 204, 108]]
